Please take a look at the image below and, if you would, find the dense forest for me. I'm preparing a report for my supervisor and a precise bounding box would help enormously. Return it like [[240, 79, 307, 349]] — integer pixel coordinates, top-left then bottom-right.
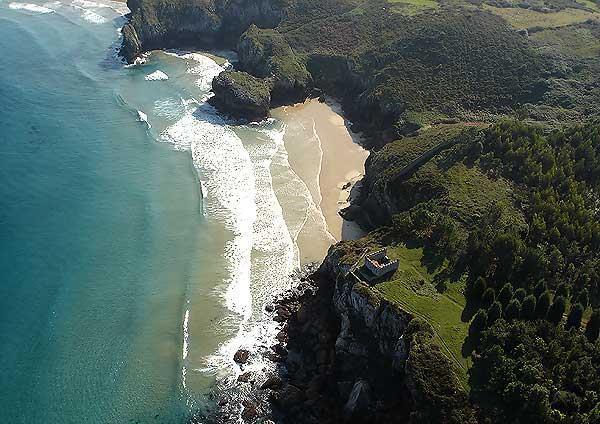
[[388, 121, 600, 422]]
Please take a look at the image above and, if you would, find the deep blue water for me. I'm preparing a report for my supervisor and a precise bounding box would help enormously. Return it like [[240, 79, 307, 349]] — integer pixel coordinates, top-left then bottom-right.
[[0, 3, 206, 422]]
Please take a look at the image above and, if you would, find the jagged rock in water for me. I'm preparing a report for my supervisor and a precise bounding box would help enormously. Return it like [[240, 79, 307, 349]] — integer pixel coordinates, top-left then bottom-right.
[[234, 348, 250, 364]]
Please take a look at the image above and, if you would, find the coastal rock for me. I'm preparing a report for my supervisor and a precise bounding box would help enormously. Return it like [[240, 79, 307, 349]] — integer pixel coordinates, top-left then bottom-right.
[[237, 25, 313, 104], [241, 399, 258, 421], [343, 380, 372, 421], [210, 70, 271, 120], [120, 0, 286, 63], [238, 371, 253, 382], [234, 348, 250, 364], [260, 375, 282, 390]]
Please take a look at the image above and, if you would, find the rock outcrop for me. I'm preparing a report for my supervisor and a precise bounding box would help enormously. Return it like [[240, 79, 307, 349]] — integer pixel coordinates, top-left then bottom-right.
[[237, 25, 313, 104], [120, 0, 286, 63], [210, 70, 272, 119]]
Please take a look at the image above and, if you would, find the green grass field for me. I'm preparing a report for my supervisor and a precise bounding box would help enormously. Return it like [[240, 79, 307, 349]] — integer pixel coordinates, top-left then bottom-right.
[[373, 245, 471, 388], [386, 0, 438, 15], [484, 4, 599, 29]]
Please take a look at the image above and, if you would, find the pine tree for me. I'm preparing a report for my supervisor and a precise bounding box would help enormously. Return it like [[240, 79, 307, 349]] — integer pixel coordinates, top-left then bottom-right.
[[536, 291, 551, 319], [585, 309, 600, 342], [578, 289, 590, 309], [556, 283, 569, 298], [522, 295, 537, 320], [514, 288, 527, 302], [505, 299, 522, 320], [547, 296, 566, 325], [498, 283, 514, 306], [470, 309, 488, 338], [534, 281, 547, 298], [482, 287, 496, 308], [566, 303, 584, 330], [488, 301, 503, 323], [469, 276, 486, 300]]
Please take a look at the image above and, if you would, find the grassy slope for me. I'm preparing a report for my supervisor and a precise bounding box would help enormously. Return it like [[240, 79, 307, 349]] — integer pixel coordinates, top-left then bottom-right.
[[375, 245, 471, 387], [350, 125, 528, 387], [483, 4, 599, 29]]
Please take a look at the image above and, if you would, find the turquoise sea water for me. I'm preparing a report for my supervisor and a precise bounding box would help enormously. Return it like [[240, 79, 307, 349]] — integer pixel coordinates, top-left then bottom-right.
[[0, 3, 210, 422], [0, 1, 327, 422]]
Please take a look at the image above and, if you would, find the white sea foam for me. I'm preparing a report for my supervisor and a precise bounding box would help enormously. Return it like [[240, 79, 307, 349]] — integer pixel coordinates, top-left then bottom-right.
[[9, 2, 54, 13], [161, 108, 256, 319], [182, 309, 190, 360], [153, 98, 185, 121], [137, 110, 150, 128], [81, 8, 106, 23], [145, 70, 169, 81], [164, 51, 225, 92]]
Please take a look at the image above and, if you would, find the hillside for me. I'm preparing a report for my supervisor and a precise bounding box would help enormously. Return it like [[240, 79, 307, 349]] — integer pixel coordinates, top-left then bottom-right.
[[121, 0, 600, 144]]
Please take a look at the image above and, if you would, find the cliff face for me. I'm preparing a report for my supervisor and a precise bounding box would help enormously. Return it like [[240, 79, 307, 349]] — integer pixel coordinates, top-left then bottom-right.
[[271, 244, 419, 423], [120, 0, 286, 62]]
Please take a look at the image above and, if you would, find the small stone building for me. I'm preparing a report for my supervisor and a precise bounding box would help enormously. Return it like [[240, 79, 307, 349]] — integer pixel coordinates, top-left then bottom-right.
[[364, 248, 399, 278]]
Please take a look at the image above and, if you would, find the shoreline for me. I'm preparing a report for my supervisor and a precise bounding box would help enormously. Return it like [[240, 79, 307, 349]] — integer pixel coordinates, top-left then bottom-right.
[[272, 98, 369, 263]]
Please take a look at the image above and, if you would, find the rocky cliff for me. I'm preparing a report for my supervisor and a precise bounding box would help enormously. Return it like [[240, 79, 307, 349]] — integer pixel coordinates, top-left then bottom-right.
[[264, 242, 471, 423], [120, 0, 286, 62]]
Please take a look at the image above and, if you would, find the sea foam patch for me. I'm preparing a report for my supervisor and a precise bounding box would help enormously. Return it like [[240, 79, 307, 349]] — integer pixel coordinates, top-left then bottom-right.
[[9, 2, 54, 13], [145, 70, 169, 81], [164, 51, 225, 92]]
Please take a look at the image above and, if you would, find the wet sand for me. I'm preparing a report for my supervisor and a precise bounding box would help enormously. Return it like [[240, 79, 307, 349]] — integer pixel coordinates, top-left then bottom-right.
[[272, 98, 369, 263]]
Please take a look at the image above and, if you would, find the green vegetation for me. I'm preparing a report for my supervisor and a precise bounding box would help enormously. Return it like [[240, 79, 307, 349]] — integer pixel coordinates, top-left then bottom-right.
[[404, 319, 476, 423], [385, 0, 439, 15], [375, 245, 471, 386], [358, 121, 600, 422], [484, 4, 598, 29]]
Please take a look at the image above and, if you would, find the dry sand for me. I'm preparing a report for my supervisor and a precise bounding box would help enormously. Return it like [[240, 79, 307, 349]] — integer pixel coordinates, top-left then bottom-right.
[[272, 98, 369, 263]]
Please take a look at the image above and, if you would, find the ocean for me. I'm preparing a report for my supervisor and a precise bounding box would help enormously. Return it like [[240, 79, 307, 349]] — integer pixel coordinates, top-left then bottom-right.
[[0, 1, 337, 422]]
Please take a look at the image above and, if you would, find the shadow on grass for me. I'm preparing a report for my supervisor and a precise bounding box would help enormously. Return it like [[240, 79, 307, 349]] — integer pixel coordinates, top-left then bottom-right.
[[461, 333, 478, 358], [462, 298, 480, 323]]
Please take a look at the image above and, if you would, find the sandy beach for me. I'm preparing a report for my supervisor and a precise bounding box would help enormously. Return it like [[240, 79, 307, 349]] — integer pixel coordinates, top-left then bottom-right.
[[273, 98, 369, 263]]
